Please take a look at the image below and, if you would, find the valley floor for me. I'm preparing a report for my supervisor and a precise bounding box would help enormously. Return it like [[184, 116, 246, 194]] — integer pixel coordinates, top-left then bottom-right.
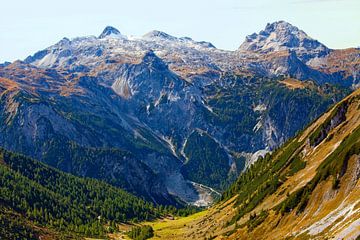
[[106, 211, 208, 240], [145, 211, 208, 239]]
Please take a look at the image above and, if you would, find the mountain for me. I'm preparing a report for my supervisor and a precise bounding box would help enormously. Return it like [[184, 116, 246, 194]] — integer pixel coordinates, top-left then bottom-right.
[[0, 64, 194, 206], [22, 23, 358, 86], [0, 61, 11, 67], [0, 61, 346, 205], [0, 22, 357, 206], [149, 88, 360, 239], [142, 30, 178, 42], [238, 21, 330, 63], [237, 21, 360, 86]]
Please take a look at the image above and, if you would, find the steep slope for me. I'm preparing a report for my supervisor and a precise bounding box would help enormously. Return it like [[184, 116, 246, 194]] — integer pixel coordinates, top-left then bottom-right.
[[146, 88, 360, 239], [0, 68, 186, 205]]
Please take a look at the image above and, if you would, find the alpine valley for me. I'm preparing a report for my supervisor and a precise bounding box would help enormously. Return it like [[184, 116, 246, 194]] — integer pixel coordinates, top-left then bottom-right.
[[0, 21, 359, 239]]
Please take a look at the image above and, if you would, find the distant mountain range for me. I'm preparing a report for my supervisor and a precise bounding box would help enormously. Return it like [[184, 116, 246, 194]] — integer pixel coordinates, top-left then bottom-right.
[[0, 21, 358, 206]]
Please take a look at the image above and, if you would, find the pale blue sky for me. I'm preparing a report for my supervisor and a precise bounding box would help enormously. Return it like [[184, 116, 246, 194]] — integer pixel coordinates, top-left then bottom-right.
[[0, 0, 359, 62]]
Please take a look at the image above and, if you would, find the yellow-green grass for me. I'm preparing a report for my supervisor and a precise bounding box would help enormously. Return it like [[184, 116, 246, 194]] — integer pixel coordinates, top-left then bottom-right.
[[145, 210, 208, 239]]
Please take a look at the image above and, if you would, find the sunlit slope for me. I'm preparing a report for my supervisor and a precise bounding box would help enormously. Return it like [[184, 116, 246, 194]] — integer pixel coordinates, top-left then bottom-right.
[[148, 89, 360, 239]]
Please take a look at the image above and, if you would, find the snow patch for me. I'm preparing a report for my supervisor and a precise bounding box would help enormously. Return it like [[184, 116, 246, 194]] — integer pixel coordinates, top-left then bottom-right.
[[253, 103, 267, 112]]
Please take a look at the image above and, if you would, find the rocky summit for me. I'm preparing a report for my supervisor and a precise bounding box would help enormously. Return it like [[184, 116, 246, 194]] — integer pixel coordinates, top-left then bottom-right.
[[99, 26, 123, 38], [238, 21, 330, 62]]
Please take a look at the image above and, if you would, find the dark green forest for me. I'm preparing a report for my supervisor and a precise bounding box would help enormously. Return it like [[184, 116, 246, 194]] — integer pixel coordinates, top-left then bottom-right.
[[0, 148, 199, 238], [127, 225, 154, 240]]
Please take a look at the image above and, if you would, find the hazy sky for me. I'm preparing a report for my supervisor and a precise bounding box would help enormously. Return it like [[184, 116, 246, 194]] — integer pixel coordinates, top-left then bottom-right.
[[0, 0, 359, 62]]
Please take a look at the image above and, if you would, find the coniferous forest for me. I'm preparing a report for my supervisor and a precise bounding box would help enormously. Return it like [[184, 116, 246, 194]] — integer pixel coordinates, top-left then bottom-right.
[[0, 148, 198, 238]]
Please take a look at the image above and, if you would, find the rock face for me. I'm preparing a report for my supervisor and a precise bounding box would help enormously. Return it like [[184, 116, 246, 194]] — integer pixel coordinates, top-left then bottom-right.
[[99, 26, 122, 38], [238, 21, 330, 63], [142, 30, 178, 41], [0, 22, 356, 205]]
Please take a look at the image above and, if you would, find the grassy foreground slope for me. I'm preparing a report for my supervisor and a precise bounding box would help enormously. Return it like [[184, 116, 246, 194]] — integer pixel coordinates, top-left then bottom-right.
[[144, 88, 360, 240]]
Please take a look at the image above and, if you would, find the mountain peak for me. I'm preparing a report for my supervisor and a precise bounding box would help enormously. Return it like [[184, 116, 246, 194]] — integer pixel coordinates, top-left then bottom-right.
[[239, 20, 330, 62], [99, 26, 122, 39], [264, 20, 299, 33], [142, 30, 177, 41]]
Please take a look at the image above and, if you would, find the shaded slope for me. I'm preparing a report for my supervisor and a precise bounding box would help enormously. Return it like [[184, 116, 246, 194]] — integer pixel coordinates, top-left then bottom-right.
[[0, 66, 189, 205], [0, 147, 165, 238]]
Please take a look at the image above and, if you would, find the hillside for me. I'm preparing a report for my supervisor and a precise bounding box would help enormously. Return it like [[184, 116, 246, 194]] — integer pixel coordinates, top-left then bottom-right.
[[144, 89, 360, 239], [0, 148, 197, 239]]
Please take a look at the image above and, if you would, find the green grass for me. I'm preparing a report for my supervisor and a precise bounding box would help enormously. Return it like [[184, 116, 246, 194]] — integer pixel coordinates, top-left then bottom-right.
[[127, 225, 154, 240], [145, 210, 208, 239], [222, 135, 305, 225]]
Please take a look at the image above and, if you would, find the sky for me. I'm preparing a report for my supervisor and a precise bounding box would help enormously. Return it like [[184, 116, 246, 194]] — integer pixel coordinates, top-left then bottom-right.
[[0, 0, 359, 62]]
